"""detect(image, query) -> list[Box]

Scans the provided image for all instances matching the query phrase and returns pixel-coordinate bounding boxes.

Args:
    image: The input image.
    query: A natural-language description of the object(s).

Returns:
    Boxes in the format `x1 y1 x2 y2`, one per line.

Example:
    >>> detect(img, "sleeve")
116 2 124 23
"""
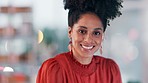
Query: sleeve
36 58 63 83
107 59 122 83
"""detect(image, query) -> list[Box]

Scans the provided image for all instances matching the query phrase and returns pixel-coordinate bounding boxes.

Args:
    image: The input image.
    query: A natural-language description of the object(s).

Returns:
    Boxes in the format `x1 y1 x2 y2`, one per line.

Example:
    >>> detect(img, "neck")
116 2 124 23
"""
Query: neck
71 50 93 65
73 55 92 65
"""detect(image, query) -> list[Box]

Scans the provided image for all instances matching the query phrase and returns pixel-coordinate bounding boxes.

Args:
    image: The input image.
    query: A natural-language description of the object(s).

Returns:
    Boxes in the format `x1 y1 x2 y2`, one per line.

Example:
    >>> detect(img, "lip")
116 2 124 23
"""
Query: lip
80 44 95 50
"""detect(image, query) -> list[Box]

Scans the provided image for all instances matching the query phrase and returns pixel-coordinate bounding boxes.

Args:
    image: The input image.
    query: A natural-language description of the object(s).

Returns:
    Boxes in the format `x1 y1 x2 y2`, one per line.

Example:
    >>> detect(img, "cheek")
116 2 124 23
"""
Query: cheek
95 37 103 45
71 32 83 43
73 37 83 46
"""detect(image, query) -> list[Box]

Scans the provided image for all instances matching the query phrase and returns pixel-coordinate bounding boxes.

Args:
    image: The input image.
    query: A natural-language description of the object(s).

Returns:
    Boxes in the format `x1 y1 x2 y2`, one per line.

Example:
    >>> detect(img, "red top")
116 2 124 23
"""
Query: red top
36 52 122 83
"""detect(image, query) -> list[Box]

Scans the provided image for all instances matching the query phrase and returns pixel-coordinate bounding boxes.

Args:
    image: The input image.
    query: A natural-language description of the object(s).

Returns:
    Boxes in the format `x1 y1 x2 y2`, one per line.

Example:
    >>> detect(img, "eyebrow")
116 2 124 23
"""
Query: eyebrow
79 26 103 31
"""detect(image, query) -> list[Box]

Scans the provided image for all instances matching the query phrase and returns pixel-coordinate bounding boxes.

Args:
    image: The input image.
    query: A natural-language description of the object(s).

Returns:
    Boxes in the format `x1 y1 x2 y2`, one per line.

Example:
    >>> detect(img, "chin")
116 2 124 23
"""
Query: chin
79 49 95 58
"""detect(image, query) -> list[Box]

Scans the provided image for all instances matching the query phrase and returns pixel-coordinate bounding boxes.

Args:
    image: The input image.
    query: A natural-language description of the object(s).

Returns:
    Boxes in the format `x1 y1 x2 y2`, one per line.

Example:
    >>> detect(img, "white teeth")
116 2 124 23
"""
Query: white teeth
82 45 93 50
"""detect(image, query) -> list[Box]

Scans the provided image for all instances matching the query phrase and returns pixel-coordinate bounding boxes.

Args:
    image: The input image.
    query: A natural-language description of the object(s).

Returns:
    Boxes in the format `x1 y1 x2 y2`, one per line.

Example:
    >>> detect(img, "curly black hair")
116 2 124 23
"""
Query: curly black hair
63 0 123 32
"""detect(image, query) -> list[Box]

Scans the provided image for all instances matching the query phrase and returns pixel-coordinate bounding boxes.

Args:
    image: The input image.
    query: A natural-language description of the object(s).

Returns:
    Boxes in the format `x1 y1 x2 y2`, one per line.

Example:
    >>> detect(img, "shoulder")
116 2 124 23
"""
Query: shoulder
38 57 60 78
94 56 122 82
41 52 70 70
94 55 118 64
36 52 68 83
41 52 68 70
94 55 120 70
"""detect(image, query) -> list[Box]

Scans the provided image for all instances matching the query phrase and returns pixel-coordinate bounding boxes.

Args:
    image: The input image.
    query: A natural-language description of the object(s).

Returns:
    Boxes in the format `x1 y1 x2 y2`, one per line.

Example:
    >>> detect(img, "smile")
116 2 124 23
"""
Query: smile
80 44 94 50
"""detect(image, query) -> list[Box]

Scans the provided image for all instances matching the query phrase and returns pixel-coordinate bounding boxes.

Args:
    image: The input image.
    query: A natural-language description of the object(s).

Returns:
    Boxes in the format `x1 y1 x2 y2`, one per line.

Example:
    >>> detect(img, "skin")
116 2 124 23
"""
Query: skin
68 13 104 65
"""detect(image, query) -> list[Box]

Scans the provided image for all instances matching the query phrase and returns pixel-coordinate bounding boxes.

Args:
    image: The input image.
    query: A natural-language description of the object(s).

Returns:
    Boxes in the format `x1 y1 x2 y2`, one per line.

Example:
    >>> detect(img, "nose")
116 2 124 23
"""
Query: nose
84 33 93 43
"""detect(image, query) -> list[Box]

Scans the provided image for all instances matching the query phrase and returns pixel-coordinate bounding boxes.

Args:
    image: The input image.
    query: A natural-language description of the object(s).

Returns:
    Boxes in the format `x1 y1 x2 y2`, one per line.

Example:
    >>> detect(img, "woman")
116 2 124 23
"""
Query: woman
36 0 123 83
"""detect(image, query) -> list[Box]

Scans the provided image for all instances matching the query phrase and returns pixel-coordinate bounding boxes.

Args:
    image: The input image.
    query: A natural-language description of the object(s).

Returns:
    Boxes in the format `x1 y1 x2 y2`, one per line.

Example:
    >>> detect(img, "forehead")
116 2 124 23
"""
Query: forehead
74 13 103 30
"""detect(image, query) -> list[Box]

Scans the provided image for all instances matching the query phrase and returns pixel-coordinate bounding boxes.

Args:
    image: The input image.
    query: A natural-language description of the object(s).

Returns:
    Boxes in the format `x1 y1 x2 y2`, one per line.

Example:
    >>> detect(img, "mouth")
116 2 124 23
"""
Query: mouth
80 44 95 50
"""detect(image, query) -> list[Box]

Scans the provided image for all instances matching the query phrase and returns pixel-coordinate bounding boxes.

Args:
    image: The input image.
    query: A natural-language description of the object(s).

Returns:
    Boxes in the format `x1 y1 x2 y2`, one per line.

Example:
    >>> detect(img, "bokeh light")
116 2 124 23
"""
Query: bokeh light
38 30 44 44
3 67 14 72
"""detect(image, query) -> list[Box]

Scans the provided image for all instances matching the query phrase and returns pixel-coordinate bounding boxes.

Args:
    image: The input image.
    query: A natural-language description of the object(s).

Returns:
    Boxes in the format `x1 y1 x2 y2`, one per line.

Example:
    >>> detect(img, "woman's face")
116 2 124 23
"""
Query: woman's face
69 13 104 58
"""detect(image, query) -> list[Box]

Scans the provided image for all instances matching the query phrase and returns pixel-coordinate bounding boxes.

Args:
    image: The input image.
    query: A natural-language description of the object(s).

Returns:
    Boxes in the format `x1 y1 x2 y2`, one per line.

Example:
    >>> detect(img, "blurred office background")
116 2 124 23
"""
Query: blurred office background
0 0 148 83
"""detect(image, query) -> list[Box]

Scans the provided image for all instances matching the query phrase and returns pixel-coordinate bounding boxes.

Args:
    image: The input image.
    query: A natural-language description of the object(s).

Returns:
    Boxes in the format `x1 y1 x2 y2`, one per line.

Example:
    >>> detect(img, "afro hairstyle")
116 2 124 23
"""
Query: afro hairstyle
63 0 123 31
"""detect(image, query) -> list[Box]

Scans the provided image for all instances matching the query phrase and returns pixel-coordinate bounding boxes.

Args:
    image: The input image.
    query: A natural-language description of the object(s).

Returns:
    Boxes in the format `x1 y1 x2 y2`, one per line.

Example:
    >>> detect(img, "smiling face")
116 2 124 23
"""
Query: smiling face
68 13 104 61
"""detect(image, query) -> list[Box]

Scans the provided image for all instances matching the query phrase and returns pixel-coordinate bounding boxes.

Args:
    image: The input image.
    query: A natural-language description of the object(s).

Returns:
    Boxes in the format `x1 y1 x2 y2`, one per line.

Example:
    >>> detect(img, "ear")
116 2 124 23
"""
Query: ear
68 27 72 38
102 33 105 42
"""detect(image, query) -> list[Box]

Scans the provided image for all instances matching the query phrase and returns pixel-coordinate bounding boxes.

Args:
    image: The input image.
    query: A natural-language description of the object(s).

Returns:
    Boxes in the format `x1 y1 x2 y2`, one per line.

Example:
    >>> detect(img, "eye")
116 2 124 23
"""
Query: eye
79 29 87 34
93 31 100 36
